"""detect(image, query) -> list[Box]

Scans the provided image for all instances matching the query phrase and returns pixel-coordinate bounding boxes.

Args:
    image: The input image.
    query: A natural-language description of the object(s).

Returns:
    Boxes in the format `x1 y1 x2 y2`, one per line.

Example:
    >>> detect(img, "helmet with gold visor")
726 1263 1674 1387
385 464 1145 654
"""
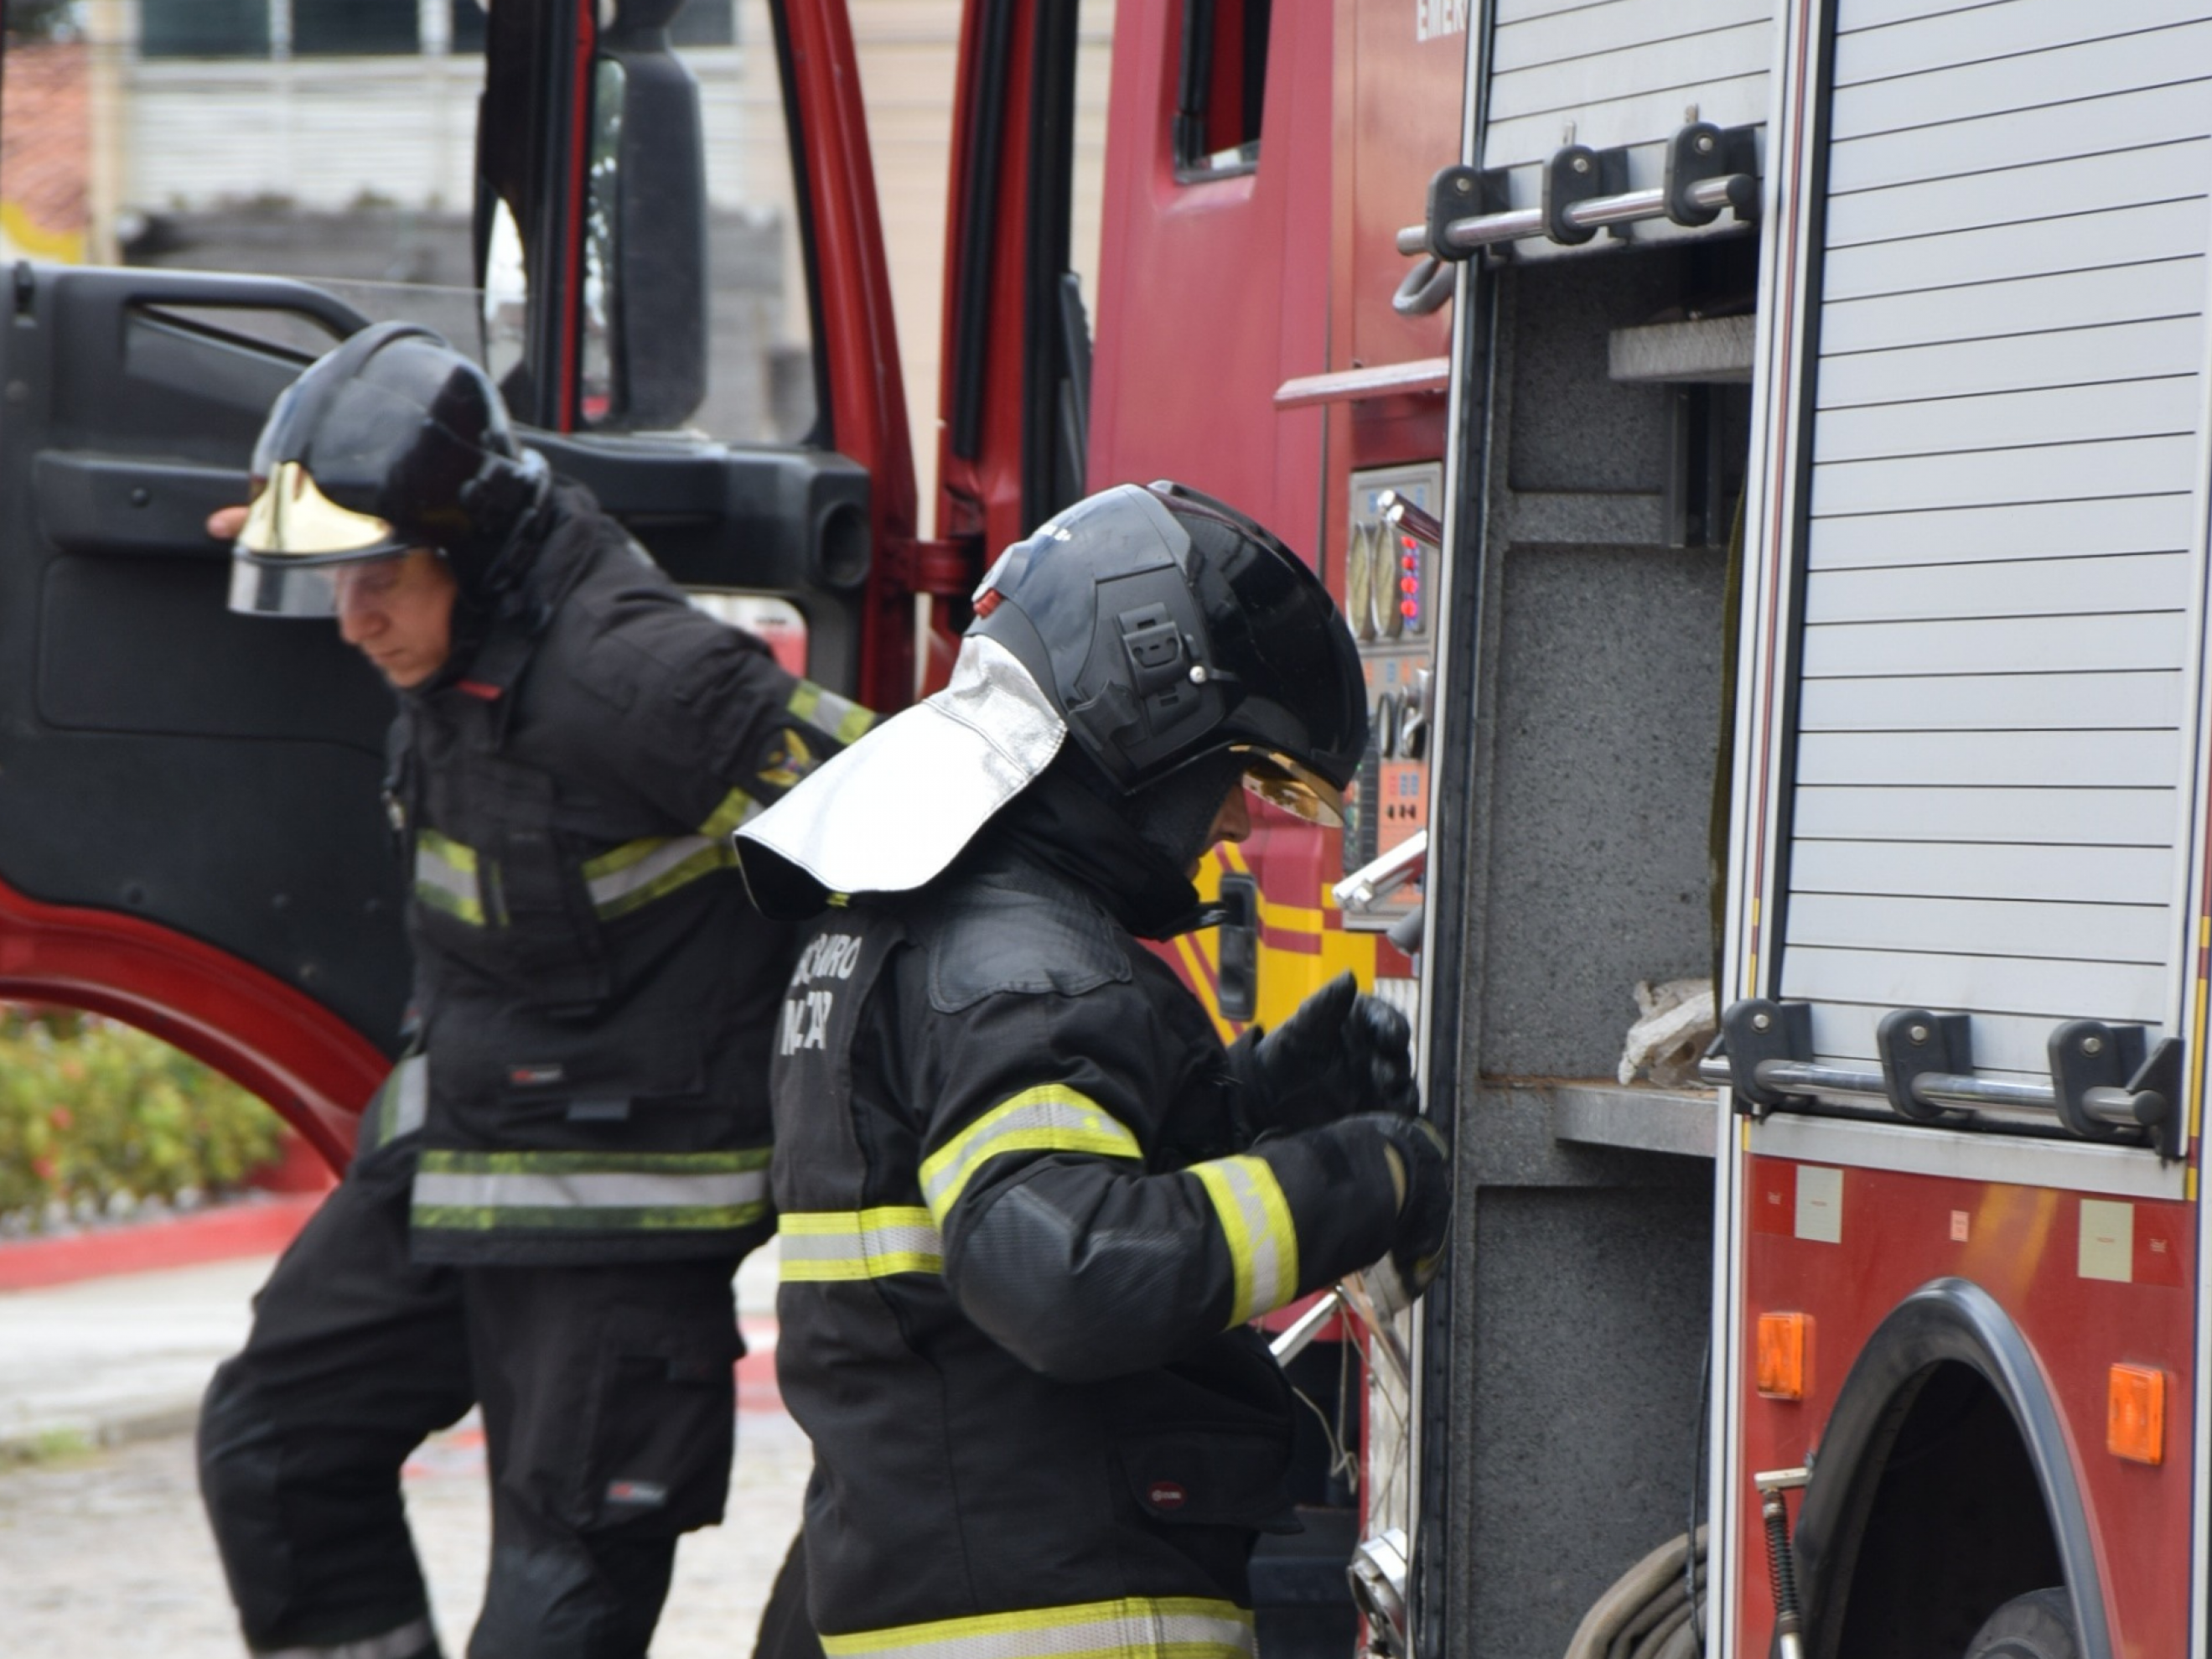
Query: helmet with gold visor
228 322 548 619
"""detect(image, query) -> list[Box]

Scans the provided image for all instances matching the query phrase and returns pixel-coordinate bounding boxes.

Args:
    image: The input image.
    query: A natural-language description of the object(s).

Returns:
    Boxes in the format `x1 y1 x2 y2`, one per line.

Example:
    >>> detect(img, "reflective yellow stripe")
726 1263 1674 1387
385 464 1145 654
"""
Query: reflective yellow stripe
789 679 877 745
919 1086 1143 1223
1190 1154 1299 1325
701 785 764 839
779 1206 943 1281
580 834 732 919
414 831 484 924
577 785 768 921
817 1595 1254 1659
366 1053 427 1148
412 1148 770 1232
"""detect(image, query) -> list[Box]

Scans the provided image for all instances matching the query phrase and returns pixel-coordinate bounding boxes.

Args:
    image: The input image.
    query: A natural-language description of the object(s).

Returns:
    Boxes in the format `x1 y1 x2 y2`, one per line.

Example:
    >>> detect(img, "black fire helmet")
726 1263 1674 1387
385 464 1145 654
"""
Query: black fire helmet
968 480 1368 824
227 321 550 619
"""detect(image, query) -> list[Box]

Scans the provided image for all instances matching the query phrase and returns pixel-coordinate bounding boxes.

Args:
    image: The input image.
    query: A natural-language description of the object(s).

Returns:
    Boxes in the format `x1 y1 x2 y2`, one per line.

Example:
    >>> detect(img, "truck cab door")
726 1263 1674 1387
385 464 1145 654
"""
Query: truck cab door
0 0 918 1168
926 2 1103 672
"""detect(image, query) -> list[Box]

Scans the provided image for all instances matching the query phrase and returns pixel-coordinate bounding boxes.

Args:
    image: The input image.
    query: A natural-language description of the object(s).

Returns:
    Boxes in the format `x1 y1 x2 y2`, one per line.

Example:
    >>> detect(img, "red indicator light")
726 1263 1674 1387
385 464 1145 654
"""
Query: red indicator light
1400 578 1417 594
1399 600 1417 618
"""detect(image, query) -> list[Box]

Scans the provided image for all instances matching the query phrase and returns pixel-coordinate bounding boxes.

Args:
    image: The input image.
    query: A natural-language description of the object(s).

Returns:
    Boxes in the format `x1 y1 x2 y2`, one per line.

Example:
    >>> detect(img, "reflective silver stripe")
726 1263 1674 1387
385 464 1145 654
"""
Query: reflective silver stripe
700 785 767 838
382 1053 427 1140
412 832 483 923
817 1596 1256 1659
789 679 877 745
779 1207 944 1280
1190 1154 1299 1325
255 1615 437 1659
412 1166 769 1212
582 833 728 916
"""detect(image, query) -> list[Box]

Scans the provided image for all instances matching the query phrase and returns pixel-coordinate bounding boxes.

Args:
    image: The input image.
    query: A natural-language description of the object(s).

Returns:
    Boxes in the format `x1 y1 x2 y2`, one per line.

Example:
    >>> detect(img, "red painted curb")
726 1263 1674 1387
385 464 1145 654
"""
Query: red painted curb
0 1192 326 1292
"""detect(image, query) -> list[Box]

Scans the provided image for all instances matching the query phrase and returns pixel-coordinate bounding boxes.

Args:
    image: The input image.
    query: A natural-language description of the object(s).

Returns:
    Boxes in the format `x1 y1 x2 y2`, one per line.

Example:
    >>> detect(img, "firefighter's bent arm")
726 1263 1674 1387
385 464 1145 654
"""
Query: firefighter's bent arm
919 989 1406 1382
571 563 874 832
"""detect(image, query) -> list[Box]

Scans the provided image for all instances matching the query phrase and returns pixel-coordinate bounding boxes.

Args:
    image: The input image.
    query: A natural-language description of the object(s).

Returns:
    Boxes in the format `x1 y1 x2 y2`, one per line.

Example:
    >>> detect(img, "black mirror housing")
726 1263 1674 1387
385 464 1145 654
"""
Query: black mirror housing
596 35 709 429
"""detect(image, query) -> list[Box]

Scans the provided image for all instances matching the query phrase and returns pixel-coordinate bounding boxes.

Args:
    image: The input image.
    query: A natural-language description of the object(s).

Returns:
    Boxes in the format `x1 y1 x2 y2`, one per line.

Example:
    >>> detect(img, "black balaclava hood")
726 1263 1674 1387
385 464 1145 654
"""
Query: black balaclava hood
1119 751 1250 874
985 749 1244 940
407 476 561 697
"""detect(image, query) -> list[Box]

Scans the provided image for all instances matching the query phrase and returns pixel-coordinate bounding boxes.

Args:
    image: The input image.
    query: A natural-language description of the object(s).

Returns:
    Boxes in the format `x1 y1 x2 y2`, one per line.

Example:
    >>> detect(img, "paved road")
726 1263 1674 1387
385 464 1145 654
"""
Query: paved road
0 1244 809 1655
0 1256 269 1452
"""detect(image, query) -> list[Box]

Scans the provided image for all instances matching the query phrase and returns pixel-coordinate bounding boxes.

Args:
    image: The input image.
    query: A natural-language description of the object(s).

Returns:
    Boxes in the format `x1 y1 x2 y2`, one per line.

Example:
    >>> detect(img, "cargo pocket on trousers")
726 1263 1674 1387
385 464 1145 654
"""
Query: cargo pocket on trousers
1115 1424 1299 1534
579 1336 740 1537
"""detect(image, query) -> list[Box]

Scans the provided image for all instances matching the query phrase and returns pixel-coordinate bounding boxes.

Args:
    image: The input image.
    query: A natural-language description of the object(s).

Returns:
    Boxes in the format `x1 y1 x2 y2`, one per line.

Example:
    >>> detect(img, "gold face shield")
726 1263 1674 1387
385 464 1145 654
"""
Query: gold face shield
229 461 418 619
1231 745 1348 827
236 460 402 560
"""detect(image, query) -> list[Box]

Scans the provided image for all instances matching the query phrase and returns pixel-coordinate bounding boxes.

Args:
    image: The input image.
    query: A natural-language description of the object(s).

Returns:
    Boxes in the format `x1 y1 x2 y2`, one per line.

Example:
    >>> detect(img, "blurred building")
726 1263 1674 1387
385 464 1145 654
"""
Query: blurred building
1 39 91 263
8 0 1111 523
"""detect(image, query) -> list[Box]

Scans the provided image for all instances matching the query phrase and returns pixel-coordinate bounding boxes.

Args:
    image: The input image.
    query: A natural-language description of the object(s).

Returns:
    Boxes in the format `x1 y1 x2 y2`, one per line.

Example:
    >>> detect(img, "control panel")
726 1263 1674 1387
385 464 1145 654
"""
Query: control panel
1342 463 1440 933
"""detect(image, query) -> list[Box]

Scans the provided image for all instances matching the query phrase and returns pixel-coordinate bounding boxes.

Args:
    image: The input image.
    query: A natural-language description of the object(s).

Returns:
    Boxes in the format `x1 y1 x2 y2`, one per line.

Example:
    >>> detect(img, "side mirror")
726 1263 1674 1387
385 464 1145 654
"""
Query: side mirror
588 8 710 429
474 0 708 431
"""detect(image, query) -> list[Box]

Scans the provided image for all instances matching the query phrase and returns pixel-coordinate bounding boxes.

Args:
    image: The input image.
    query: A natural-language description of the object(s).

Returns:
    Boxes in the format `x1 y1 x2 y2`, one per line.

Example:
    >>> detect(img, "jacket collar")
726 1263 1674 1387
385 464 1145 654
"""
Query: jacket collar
406 485 602 740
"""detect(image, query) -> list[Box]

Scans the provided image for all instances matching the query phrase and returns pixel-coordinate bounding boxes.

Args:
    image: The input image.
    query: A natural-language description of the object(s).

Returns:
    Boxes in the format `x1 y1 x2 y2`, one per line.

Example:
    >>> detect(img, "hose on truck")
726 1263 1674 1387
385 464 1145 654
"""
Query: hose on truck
1561 1527 1707 1659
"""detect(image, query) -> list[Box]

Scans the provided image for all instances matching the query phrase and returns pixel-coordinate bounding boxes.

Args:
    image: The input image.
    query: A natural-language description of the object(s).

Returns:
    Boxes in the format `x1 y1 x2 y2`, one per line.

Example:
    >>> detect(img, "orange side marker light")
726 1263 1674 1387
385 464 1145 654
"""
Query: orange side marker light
2108 1364 2165 1466
1755 1312 1811 1401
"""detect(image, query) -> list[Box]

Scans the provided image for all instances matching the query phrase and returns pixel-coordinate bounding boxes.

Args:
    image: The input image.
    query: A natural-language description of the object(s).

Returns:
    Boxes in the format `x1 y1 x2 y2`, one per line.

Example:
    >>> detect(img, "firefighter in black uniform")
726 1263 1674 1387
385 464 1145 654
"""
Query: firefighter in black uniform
197 323 870 1659
735 481 1453 1659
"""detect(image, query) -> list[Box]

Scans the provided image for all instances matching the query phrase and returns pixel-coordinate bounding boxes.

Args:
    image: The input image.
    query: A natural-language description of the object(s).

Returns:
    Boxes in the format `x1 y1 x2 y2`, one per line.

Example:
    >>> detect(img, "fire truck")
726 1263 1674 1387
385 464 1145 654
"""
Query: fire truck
3 1 2202 1657
1224 3 2205 1658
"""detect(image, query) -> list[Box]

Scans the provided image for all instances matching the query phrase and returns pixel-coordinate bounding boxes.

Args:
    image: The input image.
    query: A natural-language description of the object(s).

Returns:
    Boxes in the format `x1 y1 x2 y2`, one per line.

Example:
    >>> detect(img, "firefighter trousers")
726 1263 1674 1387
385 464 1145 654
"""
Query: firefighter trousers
197 1136 743 1659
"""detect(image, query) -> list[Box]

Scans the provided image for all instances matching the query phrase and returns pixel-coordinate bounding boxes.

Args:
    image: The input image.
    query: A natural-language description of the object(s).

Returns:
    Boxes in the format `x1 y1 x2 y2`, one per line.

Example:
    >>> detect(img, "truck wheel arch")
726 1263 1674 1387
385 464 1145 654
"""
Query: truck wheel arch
1789 1277 2109 1659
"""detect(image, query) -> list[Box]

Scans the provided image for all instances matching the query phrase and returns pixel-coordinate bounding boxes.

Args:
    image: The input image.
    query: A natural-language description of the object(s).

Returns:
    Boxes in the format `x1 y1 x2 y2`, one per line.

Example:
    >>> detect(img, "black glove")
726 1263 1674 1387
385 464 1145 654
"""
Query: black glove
1231 972 1418 1138
1364 1112 1451 1306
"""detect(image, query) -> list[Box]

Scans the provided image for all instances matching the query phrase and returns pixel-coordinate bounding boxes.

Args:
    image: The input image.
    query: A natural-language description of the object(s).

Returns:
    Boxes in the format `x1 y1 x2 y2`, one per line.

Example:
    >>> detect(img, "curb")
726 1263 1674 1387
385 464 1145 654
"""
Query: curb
2 1321 785 1466
0 1401 202 1466
0 1192 325 1292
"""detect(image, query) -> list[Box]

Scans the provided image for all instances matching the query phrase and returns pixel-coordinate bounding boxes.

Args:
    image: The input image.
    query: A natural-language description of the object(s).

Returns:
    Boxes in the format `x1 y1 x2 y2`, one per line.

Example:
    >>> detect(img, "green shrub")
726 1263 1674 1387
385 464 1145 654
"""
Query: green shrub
0 1007 285 1232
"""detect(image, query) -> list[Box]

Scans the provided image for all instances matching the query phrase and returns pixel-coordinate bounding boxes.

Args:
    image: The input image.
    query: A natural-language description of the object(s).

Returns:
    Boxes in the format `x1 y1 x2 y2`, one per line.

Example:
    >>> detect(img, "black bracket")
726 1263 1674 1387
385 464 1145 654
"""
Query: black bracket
1423 163 1508 262
1665 122 1760 226
1874 1009 1974 1126
2047 1022 2179 1156
1718 998 1814 1117
1543 143 1629 246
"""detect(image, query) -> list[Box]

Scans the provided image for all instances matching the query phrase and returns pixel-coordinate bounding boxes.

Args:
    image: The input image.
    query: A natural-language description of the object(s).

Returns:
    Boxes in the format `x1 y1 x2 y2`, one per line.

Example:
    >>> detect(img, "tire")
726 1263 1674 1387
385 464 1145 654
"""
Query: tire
1965 1588 2080 1659
753 1529 826 1659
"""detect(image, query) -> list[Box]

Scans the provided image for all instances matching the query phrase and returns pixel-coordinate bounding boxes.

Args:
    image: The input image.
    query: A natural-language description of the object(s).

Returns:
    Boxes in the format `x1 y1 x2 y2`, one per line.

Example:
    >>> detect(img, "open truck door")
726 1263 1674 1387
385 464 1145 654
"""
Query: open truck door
0 0 919 1169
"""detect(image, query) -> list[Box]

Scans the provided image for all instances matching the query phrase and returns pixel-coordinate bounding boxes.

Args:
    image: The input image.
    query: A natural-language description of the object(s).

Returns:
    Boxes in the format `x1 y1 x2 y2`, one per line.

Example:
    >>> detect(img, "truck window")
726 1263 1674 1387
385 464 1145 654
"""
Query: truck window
288 0 418 57
1173 0 1269 181
49 0 806 445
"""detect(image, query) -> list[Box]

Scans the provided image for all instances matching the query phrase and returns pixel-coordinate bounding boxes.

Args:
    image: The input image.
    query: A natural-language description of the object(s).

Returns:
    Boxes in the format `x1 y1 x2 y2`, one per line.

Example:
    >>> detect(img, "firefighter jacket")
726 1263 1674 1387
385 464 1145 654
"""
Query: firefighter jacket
770 780 1406 1659
376 482 872 1266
